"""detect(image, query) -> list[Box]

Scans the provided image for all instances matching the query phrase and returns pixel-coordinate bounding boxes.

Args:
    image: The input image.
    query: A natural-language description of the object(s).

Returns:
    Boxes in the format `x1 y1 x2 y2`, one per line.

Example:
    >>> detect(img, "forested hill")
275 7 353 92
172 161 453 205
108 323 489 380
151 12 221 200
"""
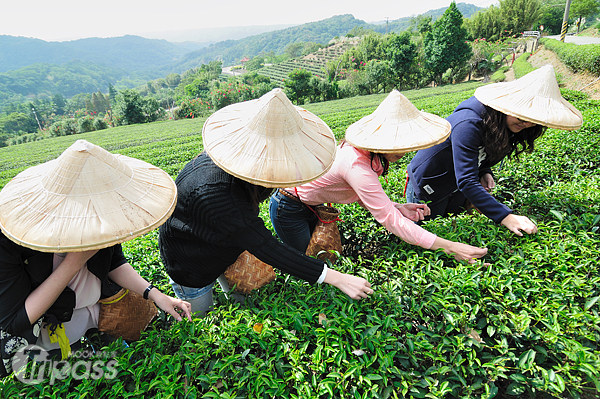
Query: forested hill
0 35 194 73
170 15 368 69
168 3 482 70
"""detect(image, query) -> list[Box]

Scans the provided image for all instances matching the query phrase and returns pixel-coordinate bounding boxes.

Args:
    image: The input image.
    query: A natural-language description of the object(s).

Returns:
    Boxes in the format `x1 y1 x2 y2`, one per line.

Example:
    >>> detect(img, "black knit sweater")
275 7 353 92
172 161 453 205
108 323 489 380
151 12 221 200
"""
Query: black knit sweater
158 152 325 289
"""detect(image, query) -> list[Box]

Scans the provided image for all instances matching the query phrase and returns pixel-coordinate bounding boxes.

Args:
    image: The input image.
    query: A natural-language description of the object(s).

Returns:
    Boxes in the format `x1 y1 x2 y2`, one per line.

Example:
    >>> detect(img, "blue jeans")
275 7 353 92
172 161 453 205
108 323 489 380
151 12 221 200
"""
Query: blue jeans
269 190 317 252
170 278 215 316
170 276 246 317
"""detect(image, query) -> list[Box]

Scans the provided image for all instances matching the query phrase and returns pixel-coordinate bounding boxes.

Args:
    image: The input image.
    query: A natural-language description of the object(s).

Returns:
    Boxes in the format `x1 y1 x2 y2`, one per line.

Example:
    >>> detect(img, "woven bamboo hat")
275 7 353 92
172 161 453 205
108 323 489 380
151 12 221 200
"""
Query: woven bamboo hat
345 90 451 153
202 88 336 187
474 64 583 131
0 140 177 252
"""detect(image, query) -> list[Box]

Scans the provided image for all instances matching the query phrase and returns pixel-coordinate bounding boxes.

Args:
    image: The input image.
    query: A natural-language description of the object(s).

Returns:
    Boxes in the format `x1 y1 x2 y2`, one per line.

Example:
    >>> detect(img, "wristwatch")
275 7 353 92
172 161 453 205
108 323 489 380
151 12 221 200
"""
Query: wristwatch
143 284 156 300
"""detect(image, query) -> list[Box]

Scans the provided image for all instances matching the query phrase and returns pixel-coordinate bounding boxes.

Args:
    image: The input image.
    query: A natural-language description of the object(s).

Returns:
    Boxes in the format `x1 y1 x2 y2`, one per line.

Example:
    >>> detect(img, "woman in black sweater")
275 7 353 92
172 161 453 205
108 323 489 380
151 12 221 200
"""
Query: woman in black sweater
159 89 373 315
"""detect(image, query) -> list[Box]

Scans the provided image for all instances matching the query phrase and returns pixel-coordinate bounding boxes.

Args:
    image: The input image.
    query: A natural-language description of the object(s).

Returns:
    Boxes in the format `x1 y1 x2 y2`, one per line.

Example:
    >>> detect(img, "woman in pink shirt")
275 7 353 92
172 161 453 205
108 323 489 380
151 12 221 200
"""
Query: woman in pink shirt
269 90 488 263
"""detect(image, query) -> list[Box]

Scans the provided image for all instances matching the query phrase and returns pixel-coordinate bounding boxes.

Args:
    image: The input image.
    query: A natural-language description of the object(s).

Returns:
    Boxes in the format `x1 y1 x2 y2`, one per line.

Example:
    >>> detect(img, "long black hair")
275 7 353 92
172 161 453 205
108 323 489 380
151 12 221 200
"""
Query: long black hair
481 107 547 165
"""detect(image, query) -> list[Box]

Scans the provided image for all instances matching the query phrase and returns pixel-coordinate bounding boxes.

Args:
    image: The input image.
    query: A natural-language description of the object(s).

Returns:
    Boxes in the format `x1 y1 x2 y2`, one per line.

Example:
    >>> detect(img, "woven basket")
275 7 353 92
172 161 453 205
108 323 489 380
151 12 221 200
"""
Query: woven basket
224 251 276 294
306 205 342 262
98 288 158 341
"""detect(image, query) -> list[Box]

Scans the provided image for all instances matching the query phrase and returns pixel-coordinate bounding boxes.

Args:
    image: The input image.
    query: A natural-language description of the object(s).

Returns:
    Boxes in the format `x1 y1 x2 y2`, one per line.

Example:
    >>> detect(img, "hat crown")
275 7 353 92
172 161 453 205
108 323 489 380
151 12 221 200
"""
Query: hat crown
345 90 451 153
246 88 303 138
376 89 420 120
41 140 134 196
513 65 561 98
202 88 336 187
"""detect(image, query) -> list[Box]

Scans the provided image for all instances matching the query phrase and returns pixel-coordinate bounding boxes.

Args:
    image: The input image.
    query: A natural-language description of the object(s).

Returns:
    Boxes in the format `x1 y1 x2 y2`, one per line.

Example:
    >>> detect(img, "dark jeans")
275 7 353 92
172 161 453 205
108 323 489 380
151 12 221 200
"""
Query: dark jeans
269 190 317 252
405 179 466 220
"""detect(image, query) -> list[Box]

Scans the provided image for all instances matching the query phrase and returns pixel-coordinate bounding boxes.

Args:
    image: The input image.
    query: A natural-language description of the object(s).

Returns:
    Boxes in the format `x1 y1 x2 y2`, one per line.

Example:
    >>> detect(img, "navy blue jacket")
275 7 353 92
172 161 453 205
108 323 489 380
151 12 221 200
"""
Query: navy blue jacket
407 96 512 224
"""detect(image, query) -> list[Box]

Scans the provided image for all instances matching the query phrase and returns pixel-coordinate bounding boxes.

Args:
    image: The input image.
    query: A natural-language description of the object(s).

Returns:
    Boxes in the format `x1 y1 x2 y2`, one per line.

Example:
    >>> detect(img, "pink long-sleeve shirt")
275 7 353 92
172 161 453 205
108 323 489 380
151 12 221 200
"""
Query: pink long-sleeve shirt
289 144 437 249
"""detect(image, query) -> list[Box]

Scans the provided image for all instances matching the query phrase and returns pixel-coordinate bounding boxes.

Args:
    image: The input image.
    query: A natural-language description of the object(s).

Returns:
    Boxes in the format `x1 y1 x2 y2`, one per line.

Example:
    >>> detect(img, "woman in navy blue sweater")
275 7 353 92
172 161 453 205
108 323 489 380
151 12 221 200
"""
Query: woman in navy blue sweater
407 65 583 236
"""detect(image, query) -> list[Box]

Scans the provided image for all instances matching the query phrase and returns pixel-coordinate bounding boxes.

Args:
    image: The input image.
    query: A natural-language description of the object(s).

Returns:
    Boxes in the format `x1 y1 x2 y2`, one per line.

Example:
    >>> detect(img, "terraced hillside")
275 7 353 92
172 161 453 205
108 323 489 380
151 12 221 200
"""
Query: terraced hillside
257 39 359 84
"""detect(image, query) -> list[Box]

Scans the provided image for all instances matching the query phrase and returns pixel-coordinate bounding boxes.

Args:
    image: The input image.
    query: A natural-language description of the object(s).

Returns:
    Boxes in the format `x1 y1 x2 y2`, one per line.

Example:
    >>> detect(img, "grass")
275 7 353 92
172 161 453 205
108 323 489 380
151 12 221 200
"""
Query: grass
1 78 599 398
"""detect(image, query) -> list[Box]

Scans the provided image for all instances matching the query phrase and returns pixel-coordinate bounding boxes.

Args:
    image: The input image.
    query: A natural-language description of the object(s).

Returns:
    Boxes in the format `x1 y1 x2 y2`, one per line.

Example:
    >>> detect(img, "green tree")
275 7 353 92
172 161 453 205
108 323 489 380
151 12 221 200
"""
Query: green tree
90 91 110 114
571 0 600 32
500 0 543 34
68 93 92 114
424 2 473 86
410 15 433 34
538 0 566 34
165 73 181 87
384 32 417 89
245 56 265 71
52 93 67 116
0 112 37 135
465 5 504 40
113 89 162 125
284 69 313 105
108 83 117 102
285 43 304 58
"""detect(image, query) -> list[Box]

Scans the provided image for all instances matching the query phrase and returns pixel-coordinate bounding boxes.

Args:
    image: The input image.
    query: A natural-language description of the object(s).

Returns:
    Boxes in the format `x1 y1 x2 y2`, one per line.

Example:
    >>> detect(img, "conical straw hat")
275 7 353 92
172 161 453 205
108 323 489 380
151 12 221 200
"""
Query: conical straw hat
474 64 583 131
345 90 451 153
0 140 177 252
202 88 336 187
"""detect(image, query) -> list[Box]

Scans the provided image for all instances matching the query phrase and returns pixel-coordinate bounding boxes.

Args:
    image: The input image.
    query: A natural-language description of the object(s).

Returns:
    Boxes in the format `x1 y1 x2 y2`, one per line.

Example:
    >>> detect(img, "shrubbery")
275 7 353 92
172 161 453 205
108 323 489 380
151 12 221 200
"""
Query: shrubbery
540 38 600 74
512 53 536 79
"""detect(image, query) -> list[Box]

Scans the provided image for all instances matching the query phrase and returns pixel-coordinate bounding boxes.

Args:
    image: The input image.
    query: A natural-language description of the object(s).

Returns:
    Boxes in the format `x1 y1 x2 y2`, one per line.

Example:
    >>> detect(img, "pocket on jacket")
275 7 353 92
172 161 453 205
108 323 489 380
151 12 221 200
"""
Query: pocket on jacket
419 171 452 201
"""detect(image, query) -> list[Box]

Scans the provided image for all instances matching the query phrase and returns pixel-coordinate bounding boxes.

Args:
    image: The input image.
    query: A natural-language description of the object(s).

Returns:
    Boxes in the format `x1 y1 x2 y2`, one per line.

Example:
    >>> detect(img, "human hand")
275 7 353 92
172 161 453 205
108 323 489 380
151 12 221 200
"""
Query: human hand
324 269 373 300
445 241 489 264
432 237 488 264
153 293 193 322
480 173 495 192
396 203 431 222
501 214 538 236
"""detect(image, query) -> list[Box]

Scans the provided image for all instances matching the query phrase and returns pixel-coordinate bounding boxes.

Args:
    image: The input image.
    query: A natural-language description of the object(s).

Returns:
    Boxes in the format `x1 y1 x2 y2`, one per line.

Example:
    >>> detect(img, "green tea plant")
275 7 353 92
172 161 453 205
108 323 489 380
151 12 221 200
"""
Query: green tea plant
1 79 599 399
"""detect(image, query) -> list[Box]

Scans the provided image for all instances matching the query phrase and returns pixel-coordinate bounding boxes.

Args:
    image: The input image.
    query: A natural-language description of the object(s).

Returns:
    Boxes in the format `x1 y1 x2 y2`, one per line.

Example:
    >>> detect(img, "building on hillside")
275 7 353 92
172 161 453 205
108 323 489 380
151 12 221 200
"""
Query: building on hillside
240 57 250 69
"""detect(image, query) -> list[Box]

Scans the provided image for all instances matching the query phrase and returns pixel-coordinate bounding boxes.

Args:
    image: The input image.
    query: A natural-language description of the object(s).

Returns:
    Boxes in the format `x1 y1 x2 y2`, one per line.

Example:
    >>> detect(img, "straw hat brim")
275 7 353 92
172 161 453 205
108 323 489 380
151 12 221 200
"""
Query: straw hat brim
345 90 451 153
474 65 583 131
202 89 337 187
0 140 177 252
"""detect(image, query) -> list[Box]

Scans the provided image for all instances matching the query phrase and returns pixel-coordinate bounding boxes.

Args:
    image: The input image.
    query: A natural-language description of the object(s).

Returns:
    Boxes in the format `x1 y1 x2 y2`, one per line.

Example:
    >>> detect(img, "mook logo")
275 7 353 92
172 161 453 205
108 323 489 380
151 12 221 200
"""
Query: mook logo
12 344 118 385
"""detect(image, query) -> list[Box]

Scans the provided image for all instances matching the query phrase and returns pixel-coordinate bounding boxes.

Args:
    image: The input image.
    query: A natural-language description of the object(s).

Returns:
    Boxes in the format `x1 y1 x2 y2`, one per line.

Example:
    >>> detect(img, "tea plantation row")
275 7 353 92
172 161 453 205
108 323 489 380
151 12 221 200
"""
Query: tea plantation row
0 81 599 398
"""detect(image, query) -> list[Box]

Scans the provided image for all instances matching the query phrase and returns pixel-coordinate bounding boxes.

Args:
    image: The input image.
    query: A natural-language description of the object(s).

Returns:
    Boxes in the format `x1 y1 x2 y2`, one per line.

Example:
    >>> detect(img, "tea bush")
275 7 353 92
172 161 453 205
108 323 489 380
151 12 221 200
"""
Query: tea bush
1 79 599 399
540 38 600 74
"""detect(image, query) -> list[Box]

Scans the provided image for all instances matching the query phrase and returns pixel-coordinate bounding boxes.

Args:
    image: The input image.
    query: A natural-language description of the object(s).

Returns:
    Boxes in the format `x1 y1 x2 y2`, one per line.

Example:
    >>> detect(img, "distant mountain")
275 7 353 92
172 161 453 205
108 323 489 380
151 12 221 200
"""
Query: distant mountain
139 24 297 45
167 15 369 71
368 2 484 34
0 35 188 73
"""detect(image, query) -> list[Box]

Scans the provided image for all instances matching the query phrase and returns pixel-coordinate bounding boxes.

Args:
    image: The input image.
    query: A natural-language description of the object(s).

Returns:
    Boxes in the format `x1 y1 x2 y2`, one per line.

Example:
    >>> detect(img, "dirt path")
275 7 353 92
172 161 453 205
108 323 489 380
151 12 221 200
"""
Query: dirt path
504 47 600 99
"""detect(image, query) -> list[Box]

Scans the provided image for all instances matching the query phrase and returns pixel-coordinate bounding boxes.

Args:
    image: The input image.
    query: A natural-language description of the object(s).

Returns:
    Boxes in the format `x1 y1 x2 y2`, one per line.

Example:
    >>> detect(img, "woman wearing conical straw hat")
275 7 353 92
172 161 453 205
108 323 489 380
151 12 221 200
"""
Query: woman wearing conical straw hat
269 90 488 263
0 140 192 375
158 89 372 315
406 65 583 236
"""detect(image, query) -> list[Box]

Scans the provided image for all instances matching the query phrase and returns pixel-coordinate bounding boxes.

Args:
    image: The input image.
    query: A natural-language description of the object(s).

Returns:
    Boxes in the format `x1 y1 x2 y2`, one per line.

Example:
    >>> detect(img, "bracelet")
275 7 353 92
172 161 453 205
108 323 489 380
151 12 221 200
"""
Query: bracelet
143 284 156 300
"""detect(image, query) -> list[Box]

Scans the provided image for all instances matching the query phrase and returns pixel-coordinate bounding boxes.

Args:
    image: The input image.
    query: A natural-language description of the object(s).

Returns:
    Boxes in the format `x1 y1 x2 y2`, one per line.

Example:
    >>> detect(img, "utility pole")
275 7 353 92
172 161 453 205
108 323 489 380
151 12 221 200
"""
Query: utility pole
31 108 42 131
385 17 389 34
560 0 573 42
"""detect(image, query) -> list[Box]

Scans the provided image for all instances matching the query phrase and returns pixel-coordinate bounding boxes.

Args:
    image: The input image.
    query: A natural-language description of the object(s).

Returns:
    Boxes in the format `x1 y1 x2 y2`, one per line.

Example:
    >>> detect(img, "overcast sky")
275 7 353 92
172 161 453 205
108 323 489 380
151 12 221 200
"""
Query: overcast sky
1 0 497 42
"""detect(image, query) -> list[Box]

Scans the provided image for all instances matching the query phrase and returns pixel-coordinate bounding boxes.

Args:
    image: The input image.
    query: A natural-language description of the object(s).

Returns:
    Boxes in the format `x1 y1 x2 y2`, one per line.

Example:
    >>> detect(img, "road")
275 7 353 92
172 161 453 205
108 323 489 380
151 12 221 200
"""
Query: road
545 35 600 45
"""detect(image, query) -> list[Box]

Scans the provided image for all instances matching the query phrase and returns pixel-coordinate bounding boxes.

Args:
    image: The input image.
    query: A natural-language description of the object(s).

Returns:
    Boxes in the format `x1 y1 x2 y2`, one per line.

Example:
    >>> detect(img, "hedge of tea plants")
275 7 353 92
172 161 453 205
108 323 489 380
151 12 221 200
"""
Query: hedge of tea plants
1 78 599 399
540 38 600 75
